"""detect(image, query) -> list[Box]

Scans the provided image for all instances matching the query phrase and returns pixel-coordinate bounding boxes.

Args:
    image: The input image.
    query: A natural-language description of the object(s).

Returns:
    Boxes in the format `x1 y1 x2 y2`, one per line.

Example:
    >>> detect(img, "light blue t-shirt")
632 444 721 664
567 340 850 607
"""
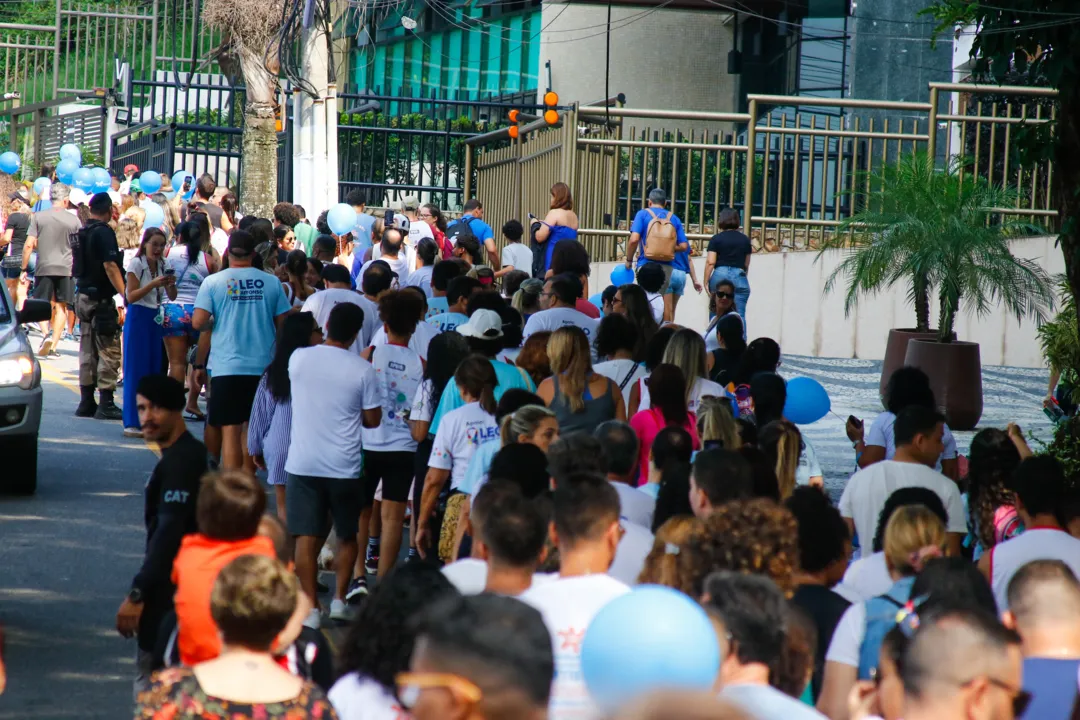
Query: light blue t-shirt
430 359 536 435
194 267 290 376
426 296 449 319
456 438 500 495
631 208 687 267
450 213 494 242
427 311 468 333
352 213 376 255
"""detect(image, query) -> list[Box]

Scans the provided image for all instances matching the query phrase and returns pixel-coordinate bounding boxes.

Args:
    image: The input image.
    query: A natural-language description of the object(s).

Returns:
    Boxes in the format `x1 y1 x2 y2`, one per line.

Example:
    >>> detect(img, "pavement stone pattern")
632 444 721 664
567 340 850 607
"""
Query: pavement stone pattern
781 355 1054 501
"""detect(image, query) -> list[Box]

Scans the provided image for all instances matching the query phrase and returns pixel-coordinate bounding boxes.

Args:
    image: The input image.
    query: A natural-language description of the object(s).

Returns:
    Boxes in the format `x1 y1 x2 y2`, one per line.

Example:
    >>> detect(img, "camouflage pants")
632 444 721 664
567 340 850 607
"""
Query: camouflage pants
76 294 122 390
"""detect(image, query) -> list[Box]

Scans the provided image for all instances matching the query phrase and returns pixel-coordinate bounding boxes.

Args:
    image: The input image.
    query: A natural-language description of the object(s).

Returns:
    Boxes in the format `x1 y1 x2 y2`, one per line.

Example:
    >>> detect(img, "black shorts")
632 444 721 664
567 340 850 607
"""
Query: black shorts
286 473 362 538
363 450 415 504
207 374 261 427
33 275 74 304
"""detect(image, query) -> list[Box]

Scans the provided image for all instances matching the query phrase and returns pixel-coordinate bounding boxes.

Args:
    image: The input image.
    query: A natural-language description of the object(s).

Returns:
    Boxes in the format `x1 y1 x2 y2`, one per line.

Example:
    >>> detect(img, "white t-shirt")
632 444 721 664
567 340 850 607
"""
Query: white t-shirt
210 228 229 257
865 411 958 472
126 255 168 309
404 264 434 297
501 242 533 273
523 307 600 343
989 528 1080 610
441 558 557 596
834 551 891 604
429 402 500 491
611 481 655 530
646 291 664 323
364 249 413 286
409 220 434 247
300 288 369 354
165 245 211 304
838 460 966 558
825 601 869 667
520 575 631 720
638 375 727 414
285 345 381 478
328 673 407 720
609 522 653 586
362 343 423 452
594 359 647 408
370 320 438 360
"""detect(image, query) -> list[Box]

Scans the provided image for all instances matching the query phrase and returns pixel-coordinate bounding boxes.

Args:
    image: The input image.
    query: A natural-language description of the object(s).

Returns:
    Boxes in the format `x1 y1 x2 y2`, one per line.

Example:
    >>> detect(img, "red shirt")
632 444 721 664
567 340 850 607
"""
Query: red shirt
629 407 701 483
575 297 600 318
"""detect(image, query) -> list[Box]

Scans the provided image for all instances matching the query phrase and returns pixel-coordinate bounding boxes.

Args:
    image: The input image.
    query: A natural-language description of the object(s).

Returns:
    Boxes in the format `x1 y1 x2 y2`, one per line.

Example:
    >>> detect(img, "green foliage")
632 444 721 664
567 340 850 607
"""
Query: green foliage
170 108 236 148
1033 416 1080 487
821 152 1054 342
1038 275 1080 382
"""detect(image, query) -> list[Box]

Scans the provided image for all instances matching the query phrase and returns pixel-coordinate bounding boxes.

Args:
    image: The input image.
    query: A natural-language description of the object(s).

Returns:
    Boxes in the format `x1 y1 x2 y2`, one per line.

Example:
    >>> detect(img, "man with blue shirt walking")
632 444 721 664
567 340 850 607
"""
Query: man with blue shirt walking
193 229 291 471
447 199 500 270
624 188 690 322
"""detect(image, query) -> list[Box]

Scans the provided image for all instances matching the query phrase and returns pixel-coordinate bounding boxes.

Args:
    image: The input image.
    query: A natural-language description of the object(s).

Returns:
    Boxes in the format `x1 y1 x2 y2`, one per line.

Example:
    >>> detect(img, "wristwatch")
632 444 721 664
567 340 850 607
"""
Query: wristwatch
128 587 144 604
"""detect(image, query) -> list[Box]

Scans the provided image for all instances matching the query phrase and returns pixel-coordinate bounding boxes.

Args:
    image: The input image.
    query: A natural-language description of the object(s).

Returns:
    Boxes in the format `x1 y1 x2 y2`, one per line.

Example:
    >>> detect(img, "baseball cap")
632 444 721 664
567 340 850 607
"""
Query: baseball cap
69 188 89 206
124 163 139 175
8 190 29 204
403 195 420 211
129 178 142 194
228 229 257 257
456 308 504 340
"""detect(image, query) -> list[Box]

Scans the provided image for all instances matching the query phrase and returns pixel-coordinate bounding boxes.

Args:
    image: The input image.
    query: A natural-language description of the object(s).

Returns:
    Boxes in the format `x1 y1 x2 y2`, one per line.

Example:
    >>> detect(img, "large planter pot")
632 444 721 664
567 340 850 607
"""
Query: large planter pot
880 329 942 408
904 339 983 430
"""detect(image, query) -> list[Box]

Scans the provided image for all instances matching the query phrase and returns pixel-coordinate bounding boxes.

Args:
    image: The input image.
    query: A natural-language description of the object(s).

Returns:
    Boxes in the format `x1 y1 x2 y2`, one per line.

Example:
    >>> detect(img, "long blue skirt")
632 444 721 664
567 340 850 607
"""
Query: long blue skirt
122 303 164 428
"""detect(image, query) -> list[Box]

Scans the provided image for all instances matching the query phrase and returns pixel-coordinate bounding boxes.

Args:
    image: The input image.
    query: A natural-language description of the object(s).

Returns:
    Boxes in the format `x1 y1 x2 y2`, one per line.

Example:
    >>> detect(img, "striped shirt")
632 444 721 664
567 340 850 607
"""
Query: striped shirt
247 375 293 486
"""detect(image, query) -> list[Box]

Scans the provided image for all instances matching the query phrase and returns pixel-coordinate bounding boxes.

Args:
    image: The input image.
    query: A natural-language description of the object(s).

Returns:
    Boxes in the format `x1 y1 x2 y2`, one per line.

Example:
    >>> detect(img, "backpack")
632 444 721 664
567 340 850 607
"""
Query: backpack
445 215 475 247
857 576 916 680
643 209 678 262
69 222 94 279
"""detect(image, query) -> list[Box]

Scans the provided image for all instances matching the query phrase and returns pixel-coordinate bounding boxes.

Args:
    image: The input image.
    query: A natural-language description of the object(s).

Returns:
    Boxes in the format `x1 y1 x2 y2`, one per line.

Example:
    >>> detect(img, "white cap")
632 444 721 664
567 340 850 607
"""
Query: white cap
68 188 89 206
456 309 504 340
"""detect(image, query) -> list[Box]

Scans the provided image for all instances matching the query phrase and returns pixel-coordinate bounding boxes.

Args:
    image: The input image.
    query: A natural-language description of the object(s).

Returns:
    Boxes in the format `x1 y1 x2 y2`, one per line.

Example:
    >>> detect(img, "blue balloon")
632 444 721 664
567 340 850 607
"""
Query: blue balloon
610 264 635 286
589 292 604 314
92 167 112 194
56 159 78 184
582 586 720 712
33 177 51 196
59 143 82 165
327 202 358 236
73 167 94 191
171 170 194 198
139 170 162 194
0 151 20 175
783 376 831 425
143 202 165 230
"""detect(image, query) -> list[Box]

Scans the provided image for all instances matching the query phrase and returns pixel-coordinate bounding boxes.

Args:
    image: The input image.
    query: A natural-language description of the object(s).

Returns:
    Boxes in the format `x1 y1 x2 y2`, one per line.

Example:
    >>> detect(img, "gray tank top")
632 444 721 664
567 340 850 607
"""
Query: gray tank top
551 374 617 435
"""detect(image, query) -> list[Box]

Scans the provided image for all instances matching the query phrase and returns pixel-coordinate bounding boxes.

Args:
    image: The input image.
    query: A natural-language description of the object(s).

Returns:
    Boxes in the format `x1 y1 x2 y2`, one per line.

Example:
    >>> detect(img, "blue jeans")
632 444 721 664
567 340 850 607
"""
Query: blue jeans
709 266 750 327
666 268 687 296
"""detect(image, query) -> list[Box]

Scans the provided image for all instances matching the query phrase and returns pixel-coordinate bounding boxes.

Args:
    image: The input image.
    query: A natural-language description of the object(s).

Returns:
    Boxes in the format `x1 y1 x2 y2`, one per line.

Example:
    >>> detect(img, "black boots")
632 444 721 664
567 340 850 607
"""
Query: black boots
75 385 97 417
95 389 123 421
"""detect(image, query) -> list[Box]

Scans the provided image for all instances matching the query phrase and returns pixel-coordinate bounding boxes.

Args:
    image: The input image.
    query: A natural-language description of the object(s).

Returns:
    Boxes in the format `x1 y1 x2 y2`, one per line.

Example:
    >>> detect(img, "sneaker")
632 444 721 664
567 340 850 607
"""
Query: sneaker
62 332 75 342
365 550 379 575
302 607 321 630
37 338 54 357
122 427 143 438
94 400 123 421
345 577 368 603
329 598 352 622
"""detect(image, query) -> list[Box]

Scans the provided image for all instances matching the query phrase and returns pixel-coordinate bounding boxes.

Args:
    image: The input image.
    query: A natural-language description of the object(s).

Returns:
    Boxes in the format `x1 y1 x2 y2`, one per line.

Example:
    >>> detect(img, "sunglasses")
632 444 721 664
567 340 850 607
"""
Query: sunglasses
715 292 734 299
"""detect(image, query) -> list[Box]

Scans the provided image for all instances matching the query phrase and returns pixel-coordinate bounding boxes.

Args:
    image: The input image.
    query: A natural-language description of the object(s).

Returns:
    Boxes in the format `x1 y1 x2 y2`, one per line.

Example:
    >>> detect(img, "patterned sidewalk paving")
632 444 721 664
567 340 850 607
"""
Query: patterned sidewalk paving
780 355 1054 499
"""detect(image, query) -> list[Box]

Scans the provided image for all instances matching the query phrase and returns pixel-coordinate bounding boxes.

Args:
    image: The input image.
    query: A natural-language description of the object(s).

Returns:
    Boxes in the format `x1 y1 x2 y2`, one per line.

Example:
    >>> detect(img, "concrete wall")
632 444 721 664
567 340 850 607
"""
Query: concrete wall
539 4 737 134
589 236 1063 368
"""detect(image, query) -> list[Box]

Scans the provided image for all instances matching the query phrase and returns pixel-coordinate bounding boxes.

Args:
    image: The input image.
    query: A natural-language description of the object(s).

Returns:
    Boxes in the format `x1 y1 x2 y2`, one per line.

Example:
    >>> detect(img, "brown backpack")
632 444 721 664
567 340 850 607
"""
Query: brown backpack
643 209 678 262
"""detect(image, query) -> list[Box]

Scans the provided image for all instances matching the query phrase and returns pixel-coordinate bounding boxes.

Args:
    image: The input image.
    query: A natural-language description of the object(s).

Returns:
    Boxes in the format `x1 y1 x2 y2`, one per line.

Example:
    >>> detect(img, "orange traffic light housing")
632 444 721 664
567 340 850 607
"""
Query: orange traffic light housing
508 125 520 139
508 109 520 123
543 91 559 107
542 91 559 125
544 109 559 125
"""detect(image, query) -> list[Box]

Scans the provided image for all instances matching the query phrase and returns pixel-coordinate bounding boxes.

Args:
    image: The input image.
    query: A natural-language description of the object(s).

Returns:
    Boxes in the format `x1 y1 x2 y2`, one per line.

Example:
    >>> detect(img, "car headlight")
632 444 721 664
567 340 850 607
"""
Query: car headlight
0 354 36 390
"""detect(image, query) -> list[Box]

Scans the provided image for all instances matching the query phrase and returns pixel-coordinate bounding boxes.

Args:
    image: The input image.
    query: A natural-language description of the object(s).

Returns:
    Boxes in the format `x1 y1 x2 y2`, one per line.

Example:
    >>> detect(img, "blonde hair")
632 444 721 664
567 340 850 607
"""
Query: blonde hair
500 404 556 445
547 327 593 413
759 420 801 500
116 207 145 250
638 515 698 588
883 504 947 576
661 329 709 405
697 396 740 449
210 554 298 651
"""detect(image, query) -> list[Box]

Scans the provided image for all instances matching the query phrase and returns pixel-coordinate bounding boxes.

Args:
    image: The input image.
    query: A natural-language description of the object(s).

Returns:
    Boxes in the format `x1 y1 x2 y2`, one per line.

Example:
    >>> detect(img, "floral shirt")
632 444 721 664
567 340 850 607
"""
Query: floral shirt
137 667 338 719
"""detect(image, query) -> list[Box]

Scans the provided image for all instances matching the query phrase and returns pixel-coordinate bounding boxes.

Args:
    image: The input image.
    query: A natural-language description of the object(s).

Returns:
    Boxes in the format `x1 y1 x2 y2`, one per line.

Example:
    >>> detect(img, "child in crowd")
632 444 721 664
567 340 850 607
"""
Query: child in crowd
637 262 666 324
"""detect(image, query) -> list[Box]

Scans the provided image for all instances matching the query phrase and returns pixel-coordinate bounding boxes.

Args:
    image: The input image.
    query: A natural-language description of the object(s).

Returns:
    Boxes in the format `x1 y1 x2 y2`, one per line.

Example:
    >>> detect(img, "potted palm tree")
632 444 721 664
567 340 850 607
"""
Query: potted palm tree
823 152 1054 429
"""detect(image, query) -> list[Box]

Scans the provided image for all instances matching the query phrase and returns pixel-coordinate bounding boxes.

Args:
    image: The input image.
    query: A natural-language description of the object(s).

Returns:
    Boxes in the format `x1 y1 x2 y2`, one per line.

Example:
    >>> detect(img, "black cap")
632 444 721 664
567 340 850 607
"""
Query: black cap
8 190 28 204
228 229 256 257
135 374 186 411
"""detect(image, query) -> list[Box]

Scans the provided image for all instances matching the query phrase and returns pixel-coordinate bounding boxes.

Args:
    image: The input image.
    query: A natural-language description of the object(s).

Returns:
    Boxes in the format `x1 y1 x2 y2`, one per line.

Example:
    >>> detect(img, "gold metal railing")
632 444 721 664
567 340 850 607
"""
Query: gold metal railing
467 82 1059 262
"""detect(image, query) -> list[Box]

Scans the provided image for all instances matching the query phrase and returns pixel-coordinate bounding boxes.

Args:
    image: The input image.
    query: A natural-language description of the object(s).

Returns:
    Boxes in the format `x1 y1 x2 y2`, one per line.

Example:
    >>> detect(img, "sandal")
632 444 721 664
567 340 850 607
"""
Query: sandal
183 409 206 422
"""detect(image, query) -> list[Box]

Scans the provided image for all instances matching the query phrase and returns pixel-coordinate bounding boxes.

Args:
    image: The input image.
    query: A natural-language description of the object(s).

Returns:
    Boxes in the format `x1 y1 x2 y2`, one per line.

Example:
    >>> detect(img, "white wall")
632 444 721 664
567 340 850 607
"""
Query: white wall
590 236 1063 368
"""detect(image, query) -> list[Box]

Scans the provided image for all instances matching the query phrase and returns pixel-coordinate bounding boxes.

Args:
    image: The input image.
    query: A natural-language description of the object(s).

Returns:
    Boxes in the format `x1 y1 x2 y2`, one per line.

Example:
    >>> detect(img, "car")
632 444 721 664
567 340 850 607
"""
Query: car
0 284 52 495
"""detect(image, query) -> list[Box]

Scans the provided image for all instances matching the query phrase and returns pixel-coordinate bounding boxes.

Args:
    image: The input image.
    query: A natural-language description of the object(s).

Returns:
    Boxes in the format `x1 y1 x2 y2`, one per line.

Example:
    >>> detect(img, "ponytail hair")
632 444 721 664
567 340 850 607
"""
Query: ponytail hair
758 419 802 501
500 404 557 445
455 355 498 415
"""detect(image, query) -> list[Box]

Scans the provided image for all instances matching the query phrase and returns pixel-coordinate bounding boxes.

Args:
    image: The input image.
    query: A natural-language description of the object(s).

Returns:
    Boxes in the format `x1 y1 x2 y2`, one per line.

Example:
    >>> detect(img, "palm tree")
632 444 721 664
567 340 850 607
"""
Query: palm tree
822 151 1054 342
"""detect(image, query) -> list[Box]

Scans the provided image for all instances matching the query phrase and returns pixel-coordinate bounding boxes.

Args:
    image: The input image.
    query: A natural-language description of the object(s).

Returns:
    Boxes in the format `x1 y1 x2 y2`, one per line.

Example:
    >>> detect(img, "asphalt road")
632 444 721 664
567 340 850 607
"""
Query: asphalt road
0 340 198 719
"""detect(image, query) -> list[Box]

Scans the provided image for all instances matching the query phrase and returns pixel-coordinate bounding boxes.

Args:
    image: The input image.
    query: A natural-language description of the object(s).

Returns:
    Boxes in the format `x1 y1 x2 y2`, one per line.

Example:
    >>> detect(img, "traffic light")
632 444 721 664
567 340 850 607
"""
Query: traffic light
508 108 520 139
543 91 559 125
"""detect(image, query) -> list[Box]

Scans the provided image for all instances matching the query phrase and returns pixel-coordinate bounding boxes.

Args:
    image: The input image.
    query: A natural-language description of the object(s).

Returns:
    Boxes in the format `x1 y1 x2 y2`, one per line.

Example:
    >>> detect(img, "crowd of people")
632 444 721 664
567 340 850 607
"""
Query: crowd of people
2 170 1080 720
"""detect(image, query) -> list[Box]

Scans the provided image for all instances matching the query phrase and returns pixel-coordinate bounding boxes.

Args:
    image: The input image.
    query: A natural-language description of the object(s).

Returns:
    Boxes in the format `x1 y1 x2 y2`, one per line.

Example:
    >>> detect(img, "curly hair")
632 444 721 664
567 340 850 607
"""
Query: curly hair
676 498 800 597
638 515 699 588
337 562 459 696
966 428 1022 549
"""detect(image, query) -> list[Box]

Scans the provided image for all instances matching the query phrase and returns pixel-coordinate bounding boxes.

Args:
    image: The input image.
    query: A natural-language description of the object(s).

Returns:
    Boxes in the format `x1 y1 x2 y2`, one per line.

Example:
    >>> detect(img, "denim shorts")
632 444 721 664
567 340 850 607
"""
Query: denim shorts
666 268 688 296
158 302 197 339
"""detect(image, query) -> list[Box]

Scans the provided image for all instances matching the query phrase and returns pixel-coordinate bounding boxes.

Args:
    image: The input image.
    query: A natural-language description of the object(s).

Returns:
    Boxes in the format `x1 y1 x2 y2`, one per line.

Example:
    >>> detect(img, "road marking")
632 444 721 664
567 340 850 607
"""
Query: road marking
39 365 161 457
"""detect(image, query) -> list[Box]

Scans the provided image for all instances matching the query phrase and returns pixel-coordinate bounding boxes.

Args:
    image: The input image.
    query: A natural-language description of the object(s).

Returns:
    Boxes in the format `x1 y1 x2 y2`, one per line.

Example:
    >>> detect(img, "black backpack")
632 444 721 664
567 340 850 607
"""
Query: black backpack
445 215 475 246
69 223 93 279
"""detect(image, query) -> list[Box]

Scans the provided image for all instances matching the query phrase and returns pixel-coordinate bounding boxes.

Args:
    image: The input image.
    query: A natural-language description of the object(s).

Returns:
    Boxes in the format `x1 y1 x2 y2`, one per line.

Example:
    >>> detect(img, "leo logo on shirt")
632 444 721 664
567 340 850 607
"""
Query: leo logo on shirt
225 276 266 302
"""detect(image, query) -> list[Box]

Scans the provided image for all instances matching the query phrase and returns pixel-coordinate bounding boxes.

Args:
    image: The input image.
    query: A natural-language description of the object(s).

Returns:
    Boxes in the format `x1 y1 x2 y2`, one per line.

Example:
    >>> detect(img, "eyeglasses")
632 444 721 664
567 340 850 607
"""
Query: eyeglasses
960 676 1032 716
395 672 482 709
611 296 624 305
715 292 733 299
419 213 433 219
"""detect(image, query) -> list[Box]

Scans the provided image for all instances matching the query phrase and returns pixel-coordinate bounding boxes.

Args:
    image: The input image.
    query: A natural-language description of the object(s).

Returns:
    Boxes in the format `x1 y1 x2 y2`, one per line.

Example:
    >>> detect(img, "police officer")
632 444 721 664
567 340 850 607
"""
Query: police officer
74 192 126 419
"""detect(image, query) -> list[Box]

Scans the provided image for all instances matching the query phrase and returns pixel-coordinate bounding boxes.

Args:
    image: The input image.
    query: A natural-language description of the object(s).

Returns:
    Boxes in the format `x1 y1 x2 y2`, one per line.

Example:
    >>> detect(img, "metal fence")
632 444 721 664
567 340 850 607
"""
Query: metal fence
5 94 106 170
469 82 1060 261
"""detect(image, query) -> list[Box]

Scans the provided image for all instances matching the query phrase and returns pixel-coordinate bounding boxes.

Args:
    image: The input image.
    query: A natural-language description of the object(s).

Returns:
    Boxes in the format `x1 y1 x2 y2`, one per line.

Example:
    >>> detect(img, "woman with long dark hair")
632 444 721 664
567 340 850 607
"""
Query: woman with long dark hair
281 249 315 308
629 363 701 483
419 203 451 259
709 313 747 385
329 563 459 719
614 283 659 363
122 227 177 435
704 279 745 349
648 426 696 529
966 427 1029 559
248 312 323 522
